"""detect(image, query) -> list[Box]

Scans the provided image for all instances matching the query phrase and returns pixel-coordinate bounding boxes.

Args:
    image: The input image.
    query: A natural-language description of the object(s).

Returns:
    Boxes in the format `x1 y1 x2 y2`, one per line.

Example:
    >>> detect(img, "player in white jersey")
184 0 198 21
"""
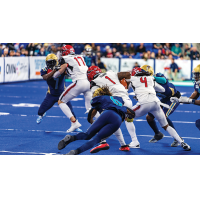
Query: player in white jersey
127 66 191 151
56 45 92 132
87 66 140 153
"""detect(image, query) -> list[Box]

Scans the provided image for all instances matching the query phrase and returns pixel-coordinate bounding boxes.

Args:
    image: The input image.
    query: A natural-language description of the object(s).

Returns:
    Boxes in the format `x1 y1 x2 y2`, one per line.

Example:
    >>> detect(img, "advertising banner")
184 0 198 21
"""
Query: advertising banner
120 59 154 72
4 57 29 82
100 58 119 73
0 57 4 83
155 59 191 80
30 56 46 80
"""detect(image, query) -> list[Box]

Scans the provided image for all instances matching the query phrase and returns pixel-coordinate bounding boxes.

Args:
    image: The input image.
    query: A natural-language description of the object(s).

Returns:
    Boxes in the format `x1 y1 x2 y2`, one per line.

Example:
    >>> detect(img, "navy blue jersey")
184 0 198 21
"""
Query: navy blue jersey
83 55 96 67
40 67 65 96
91 95 127 120
155 78 177 100
194 81 200 94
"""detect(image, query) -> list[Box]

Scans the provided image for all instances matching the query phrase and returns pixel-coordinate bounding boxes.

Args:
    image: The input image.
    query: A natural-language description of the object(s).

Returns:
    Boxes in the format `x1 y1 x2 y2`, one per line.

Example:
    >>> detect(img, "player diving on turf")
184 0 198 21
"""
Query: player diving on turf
37 54 82 131
57 86 136 155
171 64 200 131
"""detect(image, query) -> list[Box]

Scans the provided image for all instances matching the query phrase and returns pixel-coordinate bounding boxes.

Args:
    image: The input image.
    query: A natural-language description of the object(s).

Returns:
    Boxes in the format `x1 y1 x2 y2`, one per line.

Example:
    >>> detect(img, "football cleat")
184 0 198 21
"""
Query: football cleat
119 145 130 151
74 128 83 132
58 135 75 150
36 112 46 124
181 142 191 151
67 120 81 133
149 132 164 143
90 142 110 153
171 137 184 147
64 150 79 155
129 141 140 148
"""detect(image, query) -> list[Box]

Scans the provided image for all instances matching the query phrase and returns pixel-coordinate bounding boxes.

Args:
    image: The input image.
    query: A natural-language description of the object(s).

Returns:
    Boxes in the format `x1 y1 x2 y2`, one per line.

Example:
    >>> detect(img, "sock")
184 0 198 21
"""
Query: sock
166 126 182 144
125 121 138 143
59 103 73 119
147 119 160 135
72 120 76 123
167 118 176 130
113 128 126 146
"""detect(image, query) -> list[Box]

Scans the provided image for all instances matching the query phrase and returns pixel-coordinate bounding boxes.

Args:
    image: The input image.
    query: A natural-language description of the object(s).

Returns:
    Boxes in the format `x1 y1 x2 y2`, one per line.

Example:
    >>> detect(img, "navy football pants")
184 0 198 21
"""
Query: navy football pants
74 110 122 154
38 93 76 118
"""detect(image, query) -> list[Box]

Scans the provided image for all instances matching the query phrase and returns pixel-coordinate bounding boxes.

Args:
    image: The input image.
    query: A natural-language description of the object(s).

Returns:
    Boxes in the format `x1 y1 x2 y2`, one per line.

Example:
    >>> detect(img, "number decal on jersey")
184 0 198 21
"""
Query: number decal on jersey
105 76 116 84
140 77 148 87
54 77 59 89
74 57 86 66
110 96 122 107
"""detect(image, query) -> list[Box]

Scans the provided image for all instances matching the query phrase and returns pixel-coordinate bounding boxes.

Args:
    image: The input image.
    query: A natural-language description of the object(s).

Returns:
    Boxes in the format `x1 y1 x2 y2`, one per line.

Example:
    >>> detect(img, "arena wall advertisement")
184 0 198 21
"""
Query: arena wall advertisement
155 59 191 79
120 58 154 72
4 57 29 82
30 56 46 80
100 58 119 73
0 57 4 83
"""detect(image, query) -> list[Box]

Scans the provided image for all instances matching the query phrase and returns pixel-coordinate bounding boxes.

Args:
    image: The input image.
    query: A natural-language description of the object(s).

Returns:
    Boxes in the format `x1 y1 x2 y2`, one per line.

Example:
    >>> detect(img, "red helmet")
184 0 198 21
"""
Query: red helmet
87 66 102 82
131 67 142 76
61 45 75 56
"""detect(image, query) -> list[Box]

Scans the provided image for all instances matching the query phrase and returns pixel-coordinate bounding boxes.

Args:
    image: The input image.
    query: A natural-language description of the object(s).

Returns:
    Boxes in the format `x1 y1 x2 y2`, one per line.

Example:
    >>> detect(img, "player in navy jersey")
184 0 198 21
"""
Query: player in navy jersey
57 86 135 155
82 45 96 67
36 54 81 131
171 64 200 130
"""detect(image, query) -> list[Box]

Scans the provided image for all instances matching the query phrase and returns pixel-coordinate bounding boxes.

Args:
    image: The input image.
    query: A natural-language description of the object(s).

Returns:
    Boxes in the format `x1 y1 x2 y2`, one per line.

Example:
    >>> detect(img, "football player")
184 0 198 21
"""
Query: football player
57 45 92 132
171 64 200 130
140 65 183 147
128 66 191 151
57 86 135 155
87 66 140 153
37 54 81 131
82 45 96 67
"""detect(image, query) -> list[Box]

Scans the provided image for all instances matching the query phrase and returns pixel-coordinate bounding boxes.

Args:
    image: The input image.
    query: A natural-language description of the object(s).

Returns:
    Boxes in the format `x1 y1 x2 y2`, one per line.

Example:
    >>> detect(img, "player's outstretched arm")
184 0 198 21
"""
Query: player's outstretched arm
42 69 56 81
190 90 200 100
53 63 68 78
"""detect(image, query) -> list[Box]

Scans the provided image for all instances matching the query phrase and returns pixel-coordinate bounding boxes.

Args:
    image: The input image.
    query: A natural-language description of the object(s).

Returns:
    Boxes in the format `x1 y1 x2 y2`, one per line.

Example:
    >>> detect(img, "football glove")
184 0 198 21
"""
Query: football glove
53 66 61 71
170 96 195 104
59 57 66 65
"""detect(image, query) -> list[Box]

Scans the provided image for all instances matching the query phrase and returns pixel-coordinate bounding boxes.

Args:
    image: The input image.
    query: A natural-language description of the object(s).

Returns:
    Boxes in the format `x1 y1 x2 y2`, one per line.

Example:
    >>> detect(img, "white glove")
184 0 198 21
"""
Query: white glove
170 96 194 104
170 97 179 103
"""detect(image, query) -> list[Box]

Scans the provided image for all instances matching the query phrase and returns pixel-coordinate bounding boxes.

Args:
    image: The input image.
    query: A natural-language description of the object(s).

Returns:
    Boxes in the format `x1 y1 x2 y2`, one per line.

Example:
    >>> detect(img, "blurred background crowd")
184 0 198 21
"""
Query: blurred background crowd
0 43 199 61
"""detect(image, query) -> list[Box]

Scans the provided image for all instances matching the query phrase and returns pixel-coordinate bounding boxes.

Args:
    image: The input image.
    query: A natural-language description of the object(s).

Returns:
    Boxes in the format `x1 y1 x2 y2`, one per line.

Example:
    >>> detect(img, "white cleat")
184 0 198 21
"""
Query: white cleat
67 120 81 133
129 141 140 148
36 112 46 124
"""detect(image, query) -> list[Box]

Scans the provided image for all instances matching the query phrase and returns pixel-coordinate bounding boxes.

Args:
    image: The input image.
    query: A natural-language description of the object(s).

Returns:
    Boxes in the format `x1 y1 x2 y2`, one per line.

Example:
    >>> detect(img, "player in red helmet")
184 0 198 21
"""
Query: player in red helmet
86 66 140 153
57 45 92 133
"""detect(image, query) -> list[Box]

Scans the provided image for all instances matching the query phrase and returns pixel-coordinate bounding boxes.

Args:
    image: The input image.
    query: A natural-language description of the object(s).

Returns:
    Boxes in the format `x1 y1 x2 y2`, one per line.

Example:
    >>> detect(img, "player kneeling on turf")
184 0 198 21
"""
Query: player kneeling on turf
57 86 135 155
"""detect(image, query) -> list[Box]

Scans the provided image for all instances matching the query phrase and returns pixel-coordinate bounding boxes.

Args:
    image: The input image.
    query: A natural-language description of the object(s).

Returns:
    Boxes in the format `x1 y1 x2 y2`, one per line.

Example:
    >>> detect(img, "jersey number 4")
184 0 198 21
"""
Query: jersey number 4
140 77 148 87
74 57 86 66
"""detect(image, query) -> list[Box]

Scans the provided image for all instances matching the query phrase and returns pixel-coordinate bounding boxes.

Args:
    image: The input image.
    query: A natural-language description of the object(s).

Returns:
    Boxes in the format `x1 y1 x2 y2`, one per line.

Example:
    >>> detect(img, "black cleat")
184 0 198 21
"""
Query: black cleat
149 132 164 143
64 150 79 155
58 135 75 150
181 142 191 151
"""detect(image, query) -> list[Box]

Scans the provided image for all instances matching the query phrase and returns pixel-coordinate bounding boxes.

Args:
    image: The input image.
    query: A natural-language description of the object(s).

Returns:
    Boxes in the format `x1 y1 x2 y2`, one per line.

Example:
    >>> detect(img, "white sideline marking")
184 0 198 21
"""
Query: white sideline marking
0 151 58 155
0 112 10 115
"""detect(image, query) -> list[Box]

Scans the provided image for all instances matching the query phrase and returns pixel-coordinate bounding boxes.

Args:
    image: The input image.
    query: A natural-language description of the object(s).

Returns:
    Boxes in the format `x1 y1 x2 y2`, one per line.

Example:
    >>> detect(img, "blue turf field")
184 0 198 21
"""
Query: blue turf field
0 80 200 155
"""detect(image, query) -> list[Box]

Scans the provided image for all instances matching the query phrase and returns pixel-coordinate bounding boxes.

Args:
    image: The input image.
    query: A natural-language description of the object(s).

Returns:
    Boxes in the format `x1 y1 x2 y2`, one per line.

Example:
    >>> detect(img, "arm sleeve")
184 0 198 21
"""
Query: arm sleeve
154 81 165 93
154 76 167 84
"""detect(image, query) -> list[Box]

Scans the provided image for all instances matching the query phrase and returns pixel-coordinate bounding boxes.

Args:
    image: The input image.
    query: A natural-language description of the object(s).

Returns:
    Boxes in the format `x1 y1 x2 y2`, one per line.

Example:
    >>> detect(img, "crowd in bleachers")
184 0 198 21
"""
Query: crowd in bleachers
0 43 199 61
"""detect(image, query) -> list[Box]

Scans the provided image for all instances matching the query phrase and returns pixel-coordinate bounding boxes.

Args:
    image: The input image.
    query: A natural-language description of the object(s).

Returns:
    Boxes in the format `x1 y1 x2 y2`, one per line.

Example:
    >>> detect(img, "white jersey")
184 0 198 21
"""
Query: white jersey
62 54 88 82
91 70 129 98
131 76 160 104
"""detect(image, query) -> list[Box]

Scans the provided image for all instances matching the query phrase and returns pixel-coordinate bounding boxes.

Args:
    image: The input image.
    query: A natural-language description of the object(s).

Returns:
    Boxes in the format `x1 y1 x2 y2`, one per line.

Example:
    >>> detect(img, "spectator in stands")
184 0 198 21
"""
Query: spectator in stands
136 43 146 56
115 43 122 53
50 45 57 55
162 43 171 55
25 50 29 56
96 52 102 60
161 55 165 59
14 43 20 51
115 52 122 58
122 51 129 58
106 48 113 58
171 43 182 57
143 52 148 61
43 43 50 56
112 48 117 57
153 43 163 49
168 54 173 60
0 44 2 57
183 44 191 59
20 49 26 57
122 44 128 54
146 50 151 59
156 49 163 59
1 48 9 57
6 43 15 51
150 52 155 59
133 62 140 68
190 46 200 60
97 58 107 72
73 43 85 55
15 50 21 57
26 43 36 56
9 50 15 57
179 55 184 60
164 50 170 59
129 43 136 56
168 58 179 80
37 47 46 56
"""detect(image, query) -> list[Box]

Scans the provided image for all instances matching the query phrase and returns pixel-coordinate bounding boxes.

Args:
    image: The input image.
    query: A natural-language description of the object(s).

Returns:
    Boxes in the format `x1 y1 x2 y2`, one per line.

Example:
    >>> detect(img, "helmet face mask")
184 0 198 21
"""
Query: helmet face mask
45 53 58 69
46 59 57 69
193 72 200 82
85 45 92 55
